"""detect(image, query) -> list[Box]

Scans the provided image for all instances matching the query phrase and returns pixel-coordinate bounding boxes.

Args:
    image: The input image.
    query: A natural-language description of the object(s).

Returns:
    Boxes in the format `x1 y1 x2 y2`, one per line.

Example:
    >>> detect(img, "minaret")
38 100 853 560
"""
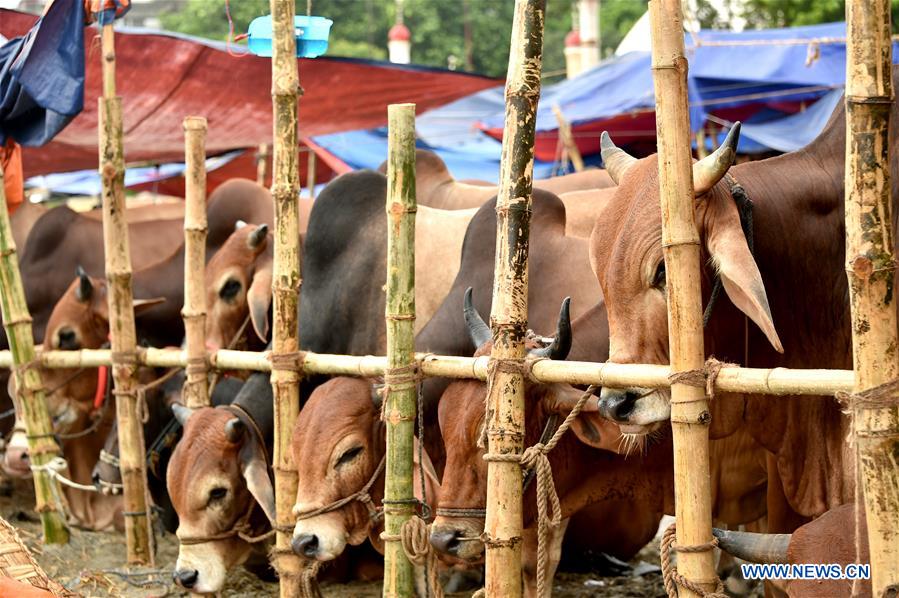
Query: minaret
388 1 411 64
564 28 582 79
578 0 600 70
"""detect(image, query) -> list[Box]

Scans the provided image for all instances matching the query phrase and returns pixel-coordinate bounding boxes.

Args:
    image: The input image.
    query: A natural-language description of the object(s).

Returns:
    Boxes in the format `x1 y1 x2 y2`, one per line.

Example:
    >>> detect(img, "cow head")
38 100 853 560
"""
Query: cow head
290 377 381 560
205 224 273 351
590 124 783 435
167 405 274 594
430 290 617 563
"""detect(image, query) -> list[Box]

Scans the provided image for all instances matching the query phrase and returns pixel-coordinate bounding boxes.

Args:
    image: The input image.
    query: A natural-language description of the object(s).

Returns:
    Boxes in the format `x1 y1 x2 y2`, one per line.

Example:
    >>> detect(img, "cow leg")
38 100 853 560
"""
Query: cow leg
522 517 570 598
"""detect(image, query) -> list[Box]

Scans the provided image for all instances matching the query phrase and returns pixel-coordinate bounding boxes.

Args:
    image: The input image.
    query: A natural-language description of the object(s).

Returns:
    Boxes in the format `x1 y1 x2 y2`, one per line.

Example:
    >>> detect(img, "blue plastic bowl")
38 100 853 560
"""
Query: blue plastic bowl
248 15 333 58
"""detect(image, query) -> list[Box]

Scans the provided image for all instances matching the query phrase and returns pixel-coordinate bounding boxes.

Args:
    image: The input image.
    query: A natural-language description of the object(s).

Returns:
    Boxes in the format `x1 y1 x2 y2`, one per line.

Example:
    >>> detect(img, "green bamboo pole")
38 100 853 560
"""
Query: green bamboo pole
649 1 718 594
0 171 69 544
99 23 154 565
484 0 545 595
382 103 417 598
182 116 209 409
845 1 899 593
269 0 303 594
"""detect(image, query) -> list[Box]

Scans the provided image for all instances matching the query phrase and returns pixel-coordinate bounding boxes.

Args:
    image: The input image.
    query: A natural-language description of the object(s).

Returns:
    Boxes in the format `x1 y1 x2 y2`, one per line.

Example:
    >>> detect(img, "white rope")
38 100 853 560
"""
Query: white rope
30 456 99 493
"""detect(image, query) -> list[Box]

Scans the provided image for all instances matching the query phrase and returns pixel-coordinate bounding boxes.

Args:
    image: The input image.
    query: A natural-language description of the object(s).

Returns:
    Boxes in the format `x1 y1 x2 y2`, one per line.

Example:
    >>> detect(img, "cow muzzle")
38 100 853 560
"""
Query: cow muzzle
291 515 348 561
429 520 484 562
598 387 670 433
173 544 230 594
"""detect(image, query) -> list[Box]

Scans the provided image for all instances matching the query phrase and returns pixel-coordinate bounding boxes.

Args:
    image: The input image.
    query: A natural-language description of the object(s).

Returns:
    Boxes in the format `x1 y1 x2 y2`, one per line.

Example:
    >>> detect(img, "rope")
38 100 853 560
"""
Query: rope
399 517 443 598
298 561 323 598
836 378 899 411
30 456 97 493
667 357 736 403
480 384 598 598
380 363 420 422
660 524 727 598
295 454 386 522
269 350 304 373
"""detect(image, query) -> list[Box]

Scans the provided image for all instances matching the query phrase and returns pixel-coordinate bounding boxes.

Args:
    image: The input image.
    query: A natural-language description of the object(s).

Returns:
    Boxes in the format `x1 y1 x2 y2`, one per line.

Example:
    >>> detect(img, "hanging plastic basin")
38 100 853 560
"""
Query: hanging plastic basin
247 15 333 58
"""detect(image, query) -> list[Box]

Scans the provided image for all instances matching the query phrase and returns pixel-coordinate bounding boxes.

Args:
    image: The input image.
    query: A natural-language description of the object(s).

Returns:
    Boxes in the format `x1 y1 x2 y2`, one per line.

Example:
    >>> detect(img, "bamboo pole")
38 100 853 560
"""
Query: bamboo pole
845 1 899 593
552 104 584 172
98 23 154 565
484 0 545 595
269 0 303 593
257 144 269 186
0 348 859 396
382 103 417 598
0 171 69 544
649 1 718 595
306 149 317 199
182 117 208 409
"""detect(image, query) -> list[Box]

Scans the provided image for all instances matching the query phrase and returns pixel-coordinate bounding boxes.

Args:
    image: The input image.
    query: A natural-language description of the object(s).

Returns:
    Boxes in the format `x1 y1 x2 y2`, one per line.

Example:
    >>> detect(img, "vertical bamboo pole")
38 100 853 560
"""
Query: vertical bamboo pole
382 103 417 598
257 144 269 186
182 117 208 409
0 173 69 544
649 1 718 595
306 150 316 199
484 0 545 595
99 22 154 565
845 1 899 594
270 1 303 594
552 104 584 172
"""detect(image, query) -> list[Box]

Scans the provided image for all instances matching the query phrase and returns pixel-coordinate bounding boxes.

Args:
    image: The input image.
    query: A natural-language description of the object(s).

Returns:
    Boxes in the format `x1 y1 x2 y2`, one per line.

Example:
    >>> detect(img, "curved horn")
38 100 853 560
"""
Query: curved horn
171 403 194 426
235 219 247 230
531 297 572 360
247 224 269 250
75 266 93 303
463 287 492 349
693 122 741 196
225 417 246 444
600 132 638 185
712 528 790 564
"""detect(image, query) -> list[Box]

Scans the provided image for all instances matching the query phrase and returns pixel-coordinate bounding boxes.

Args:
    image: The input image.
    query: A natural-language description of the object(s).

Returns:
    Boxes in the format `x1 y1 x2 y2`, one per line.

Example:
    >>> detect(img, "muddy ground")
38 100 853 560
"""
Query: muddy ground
0 478 754 597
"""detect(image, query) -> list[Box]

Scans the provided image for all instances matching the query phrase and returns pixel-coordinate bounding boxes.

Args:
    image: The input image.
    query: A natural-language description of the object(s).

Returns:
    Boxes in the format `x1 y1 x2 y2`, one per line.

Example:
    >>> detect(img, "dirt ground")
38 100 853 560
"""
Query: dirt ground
1 478 702 597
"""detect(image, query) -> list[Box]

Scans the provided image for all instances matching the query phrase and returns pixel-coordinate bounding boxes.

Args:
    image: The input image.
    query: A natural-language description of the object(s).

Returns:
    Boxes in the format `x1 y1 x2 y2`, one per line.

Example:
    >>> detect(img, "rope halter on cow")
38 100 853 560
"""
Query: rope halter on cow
660 523 728 598
293 453 387 524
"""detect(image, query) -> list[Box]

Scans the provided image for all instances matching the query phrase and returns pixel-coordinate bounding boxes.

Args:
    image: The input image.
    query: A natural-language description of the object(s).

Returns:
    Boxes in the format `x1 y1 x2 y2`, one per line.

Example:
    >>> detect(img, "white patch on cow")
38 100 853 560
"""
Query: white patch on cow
2 428 31 478
174 539 229 594
291 507 348 561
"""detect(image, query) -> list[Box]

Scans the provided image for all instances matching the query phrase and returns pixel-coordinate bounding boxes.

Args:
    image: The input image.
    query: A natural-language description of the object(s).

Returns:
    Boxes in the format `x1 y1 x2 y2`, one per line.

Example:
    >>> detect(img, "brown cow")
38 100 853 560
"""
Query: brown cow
289 377 440 567
429 292 667 596
590 91 883 552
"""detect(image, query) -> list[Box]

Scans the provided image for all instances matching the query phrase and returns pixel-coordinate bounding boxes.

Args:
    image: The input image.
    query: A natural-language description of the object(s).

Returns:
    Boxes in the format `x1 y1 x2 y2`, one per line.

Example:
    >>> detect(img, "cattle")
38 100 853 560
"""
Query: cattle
289 377 440 567
167 371 276 594
380 149 614 210
589 88 891 557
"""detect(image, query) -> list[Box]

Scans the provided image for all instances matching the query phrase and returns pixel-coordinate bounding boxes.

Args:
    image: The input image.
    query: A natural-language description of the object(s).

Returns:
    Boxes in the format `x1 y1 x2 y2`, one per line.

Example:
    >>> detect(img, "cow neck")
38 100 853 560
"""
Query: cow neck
132 242 186 308
233 376 275 460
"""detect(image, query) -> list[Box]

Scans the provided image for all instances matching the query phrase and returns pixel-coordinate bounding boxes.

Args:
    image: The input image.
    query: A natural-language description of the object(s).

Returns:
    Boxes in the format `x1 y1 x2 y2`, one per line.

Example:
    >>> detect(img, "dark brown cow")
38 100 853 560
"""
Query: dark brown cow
589 89 890 549
289 377 440 565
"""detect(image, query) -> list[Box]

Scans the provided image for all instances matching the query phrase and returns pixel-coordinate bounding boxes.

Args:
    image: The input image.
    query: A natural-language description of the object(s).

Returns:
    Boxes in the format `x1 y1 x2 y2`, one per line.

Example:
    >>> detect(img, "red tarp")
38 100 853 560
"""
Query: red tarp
0 10 499 178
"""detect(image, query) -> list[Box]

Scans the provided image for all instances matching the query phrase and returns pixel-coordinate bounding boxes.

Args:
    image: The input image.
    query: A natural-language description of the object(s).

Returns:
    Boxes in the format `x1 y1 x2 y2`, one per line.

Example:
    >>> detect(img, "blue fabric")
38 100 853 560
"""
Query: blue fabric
95 0 131 26
736 87 843 153
0 0 85 146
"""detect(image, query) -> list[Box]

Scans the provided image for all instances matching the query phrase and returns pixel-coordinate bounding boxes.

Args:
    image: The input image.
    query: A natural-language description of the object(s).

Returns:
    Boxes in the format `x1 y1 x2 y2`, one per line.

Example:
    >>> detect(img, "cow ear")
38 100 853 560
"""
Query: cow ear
247 256 273 342
133 297 166 316
240 440 276 524
542 385 622 451
705 203 784 353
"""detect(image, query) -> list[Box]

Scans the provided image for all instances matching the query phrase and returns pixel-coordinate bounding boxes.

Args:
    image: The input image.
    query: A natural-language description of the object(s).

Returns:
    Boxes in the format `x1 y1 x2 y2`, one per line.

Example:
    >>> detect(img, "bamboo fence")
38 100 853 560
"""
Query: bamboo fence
483 0 545 595
845 0 899 593
649 0 718 594
98 23 154 565
182 116 208 409
269 0 303 593
0 172 69 545
382 103 417 597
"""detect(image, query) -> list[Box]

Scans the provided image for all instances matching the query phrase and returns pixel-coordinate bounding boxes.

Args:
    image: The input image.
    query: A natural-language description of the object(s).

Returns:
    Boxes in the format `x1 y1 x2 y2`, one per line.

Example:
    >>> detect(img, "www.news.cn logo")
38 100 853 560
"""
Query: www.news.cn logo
741 563 871 580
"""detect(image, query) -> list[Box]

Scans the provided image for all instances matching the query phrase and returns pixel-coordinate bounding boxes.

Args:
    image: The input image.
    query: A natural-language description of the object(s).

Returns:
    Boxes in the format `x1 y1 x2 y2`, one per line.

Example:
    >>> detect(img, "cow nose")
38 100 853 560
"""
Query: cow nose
430 528 462 556
291 533 319 558
57 328 79 350
598 388 639 423
173 568 198 589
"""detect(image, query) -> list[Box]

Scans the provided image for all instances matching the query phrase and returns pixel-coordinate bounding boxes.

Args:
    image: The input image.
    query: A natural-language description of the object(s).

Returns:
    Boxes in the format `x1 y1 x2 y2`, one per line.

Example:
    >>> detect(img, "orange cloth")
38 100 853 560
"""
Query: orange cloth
1 138 24 215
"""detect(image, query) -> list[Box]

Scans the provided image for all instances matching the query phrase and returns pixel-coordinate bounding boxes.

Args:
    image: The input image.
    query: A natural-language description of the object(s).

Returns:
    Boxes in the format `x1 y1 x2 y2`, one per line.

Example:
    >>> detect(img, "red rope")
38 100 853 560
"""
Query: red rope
225 0 247 58
93 365 108 410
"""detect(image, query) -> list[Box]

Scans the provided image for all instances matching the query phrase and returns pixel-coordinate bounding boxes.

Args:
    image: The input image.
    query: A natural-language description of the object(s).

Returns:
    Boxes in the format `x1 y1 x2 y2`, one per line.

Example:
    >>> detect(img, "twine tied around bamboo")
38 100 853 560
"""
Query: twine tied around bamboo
268 350 305 373
378 516 444 598
660 523 727 598
481 384 598 598
379 363 420 422
477 357 549 448
667 357 736 402
835 378 899 413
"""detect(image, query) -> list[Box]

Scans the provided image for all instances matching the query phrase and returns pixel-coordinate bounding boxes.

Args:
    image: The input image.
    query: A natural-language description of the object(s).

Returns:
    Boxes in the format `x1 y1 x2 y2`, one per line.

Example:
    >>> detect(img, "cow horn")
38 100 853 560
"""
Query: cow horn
712 528 790 564
225 417 246 443
693 122 741 196
247 224 269 250
75 266 92 302
531 297 572 360
463 288 492 349
235 219 247 230
600 132 638 185
371 384 384 412
171 403 194 426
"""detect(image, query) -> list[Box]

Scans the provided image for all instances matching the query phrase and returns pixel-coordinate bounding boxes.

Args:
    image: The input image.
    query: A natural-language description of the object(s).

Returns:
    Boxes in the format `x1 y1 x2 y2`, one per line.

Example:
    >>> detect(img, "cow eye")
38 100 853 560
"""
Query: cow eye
336 446 364 467
652 260 666 289
208 487 228 503
219 279 242 302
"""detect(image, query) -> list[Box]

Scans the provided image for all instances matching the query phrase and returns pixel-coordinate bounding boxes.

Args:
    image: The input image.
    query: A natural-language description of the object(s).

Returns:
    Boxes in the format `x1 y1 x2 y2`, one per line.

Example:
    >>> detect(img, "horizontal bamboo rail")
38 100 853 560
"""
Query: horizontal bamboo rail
0 348 855 396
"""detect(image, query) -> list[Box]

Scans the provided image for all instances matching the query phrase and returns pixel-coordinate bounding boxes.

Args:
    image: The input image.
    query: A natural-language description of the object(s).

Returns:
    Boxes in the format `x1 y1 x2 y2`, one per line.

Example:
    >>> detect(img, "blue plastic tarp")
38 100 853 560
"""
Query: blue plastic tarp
0 0 85 146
